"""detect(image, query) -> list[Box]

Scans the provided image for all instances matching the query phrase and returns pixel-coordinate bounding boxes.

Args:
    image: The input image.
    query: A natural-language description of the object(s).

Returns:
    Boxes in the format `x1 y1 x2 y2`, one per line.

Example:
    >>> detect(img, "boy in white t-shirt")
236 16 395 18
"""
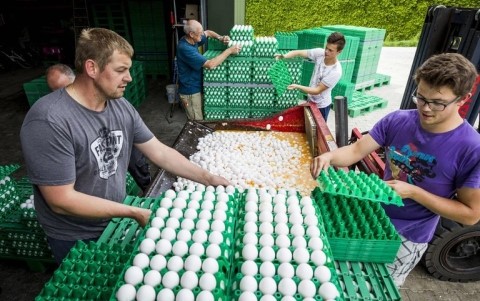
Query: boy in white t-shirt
276 32 345 120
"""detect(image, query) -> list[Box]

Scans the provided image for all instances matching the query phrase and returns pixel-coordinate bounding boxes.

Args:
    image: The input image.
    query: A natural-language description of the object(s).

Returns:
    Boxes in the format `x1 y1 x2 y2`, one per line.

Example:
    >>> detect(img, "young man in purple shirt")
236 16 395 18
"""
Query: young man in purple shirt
176 20 240 120
311 53 480 286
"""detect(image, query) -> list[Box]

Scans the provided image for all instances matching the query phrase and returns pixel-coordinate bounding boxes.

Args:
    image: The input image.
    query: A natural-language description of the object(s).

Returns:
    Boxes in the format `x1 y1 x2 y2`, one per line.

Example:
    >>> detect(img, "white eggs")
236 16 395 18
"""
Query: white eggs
310 249 327 266
173 197 187 209
149 254 167 271
199 272 217 291
293 247 310 264
259 261 276 277
206 243 222 259
116 284 136 301
211 220 226 232
124 266 143 286
239 291 257 301
244 221 258 233
156 288 175 301
160 197 172 209
133 253 150 269
242 232 258 245
315 265 332 283
259 222 274 234
277 262 295 278
181 218 195 230
259 277 277 295
184 208 198 219
172 240 189 257
184 254 202 272
196 291 214 301
192 230 208 244
241 260 258 276
196 219 210 231
240 275 258 292
144 270 162 287
259 234 274 247
290 223 305 236
202 257 219 274
306 225 320 237
242 244 258 260
189 242 205 256
278 278 296 296
275 234 290 248
167 255 184 272
276 247 292 263
139 238 156 255
298 279 316 298
145 227 161 240
308 236 324 250
292 236 307 249
160 227 176 241
136 285 156 301
180 270 198 289
155 239 172 256
162 271 180 289
164 189 176 199
259 246 275 262
296 263 314 280
150 216 165 228
318 282 340 299
176 229 192 242
175 288 194 301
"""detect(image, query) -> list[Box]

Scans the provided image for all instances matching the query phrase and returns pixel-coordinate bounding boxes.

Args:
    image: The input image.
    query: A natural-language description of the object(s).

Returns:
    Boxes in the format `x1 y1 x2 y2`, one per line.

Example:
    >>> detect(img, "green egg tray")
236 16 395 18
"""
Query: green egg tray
313 188 401 263
268 60 292 96
335 261 401 301
0 164 20 179
317 168 403 206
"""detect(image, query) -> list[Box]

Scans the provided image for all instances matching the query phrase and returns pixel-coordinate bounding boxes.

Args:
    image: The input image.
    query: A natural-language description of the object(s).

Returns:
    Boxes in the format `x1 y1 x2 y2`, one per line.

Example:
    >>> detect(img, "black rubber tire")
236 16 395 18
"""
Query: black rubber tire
423 218 480 282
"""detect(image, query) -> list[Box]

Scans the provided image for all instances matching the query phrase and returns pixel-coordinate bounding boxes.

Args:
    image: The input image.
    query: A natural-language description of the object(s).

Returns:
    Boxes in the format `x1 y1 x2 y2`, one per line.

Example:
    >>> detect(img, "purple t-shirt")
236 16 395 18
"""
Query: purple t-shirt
369 110 480 243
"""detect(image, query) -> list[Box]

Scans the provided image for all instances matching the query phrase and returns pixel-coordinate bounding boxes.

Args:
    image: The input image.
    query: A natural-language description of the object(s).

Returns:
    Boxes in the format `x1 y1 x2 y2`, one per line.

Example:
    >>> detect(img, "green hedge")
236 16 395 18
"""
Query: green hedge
245 0 478 42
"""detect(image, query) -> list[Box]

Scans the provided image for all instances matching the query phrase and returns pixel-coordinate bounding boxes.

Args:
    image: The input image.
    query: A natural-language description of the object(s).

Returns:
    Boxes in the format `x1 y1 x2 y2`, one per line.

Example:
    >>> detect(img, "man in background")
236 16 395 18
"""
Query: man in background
176 19 240 120
46 63 152 192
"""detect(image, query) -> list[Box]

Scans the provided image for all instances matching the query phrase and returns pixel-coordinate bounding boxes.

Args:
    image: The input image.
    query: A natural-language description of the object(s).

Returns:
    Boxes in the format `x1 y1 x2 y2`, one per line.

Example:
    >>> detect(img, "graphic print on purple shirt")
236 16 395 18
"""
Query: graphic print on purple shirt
387 144 436 184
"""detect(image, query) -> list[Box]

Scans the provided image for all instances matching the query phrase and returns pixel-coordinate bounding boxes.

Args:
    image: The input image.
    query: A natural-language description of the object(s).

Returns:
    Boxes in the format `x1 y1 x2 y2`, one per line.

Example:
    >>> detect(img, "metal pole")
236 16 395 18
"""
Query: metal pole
334 96 348 147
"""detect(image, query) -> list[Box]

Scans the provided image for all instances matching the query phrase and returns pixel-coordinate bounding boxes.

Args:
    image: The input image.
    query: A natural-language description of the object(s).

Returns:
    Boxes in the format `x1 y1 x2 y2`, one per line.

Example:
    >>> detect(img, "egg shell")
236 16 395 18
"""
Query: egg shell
187 200 200 210
292 236 307 249
208 231 224 245
201 200 215 211
302 205 315 216
304 214 318 226
244 221 258 233
160 227 176 241
206 243 222 259
277 262 295 278
177 190 190 199
196 219 210 231
298 279 316 298
217 192 230 202
162 271 180 289
199 272 217 291
181 218 195 230
202 257 219 274
176 229 192 242
165 189 176 199
242 244 258 260
136 285 156 301
273 203 286 214
139 238 156 255
133 253 150 269
145 227 161 241
259 261 276 277
259 277 277 295
242 232 258 245
196 290 214 301
150 217 165 229
144 270 162 287
245 201 258 212
293 248 309 264
173 197 187 209
259 233 274 247
156 288 175 301
165 218 180 230
213 210 227 221
170 208 184 219
259 202 273 212
190 191 203 201
184 254 202 272
274 213 288 223
260 295 276 301
211 220 226 232
124 266 143 286
192 229 208 243
172 240 189 257
199 209 212 221
276 247 292 263
318 282 340 299
180 270 198 289
149 254 167 271
307 235 324 250
259 222 274 234
300 196 312 206
240 275 258 292
311 250 327 266
296 263 314 280
184 208 198 219
275 223 290 236
259 211 273 223
155 239 172 256
244 211 258 222
215 201 228 211
290 224 305 237
239 291 257 301
167 255 184 272
245 193 259 203
116 284 136 301
278 278 296 296
289 214 304 226
275 234 291 248
259 246 276 262
189 242 205 256
315 265 332 283
175 288 194 301
241 260 258 276
159 197 172 209
306 225 320 237
204 191 216 201
273 194 286 203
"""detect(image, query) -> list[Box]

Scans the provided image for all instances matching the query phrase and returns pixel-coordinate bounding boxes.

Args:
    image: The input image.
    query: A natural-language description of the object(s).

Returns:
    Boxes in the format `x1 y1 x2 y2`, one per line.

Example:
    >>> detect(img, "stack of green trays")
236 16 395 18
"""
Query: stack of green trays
228 58 252 83
204 86 228 107
252 58 275 84
204 107 229 120
339 59 355 83
230 25 254 41
300 60 315 88
22 77 51 107
207 37 227 51
203 51 228 83
346 91 389 117
229 108 251 119
275 32 299 50
250 108 281 118
228 87 251 108
254 37 279 57
126 172 142 196
276 89 300 109
332 81 355 103
124 61 147 108
268 60 292 96
313 188 401 263
35 241 131 301
284 59 303 84
335 261 401 300
91 2 131 42
251 87 276 109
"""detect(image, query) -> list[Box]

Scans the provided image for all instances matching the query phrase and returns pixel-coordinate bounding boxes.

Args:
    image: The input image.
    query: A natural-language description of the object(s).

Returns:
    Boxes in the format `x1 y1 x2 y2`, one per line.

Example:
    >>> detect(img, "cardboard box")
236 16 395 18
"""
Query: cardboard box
185 4 198 20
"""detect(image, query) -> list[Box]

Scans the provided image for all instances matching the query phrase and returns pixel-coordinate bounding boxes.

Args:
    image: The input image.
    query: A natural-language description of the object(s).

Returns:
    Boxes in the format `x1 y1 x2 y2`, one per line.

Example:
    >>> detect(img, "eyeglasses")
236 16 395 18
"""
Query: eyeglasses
411 88 461 111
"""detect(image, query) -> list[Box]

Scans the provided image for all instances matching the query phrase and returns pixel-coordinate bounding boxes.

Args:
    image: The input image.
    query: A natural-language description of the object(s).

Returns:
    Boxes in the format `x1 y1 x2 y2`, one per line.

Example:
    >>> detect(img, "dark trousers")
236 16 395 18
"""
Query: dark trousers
128 147 151 192
320 106 331 121
47 236 99 264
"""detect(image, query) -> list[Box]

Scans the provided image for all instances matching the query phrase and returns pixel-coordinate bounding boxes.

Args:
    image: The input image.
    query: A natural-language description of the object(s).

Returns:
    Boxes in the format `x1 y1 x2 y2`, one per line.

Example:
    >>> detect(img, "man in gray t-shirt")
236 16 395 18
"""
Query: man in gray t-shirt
20 28 229 263
275 32 345 121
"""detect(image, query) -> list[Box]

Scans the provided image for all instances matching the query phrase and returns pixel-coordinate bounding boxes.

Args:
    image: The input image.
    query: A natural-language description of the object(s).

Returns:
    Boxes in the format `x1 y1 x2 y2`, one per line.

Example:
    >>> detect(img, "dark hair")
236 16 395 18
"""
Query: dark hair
414 53 478 97
327 32 346 51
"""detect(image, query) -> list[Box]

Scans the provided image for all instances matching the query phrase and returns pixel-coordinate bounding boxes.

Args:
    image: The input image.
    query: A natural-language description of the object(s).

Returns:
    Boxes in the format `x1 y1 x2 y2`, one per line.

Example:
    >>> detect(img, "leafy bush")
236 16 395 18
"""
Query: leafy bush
245 0 478 42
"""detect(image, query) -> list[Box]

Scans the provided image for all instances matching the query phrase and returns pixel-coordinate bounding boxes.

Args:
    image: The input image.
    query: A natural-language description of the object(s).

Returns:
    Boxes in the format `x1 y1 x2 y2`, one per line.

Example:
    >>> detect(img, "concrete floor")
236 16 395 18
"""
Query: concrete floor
0 48 479 300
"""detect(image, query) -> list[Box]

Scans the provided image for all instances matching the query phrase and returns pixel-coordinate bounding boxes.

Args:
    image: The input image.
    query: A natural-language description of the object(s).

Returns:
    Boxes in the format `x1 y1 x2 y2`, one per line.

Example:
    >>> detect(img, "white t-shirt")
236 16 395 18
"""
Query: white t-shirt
307 48 342 108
